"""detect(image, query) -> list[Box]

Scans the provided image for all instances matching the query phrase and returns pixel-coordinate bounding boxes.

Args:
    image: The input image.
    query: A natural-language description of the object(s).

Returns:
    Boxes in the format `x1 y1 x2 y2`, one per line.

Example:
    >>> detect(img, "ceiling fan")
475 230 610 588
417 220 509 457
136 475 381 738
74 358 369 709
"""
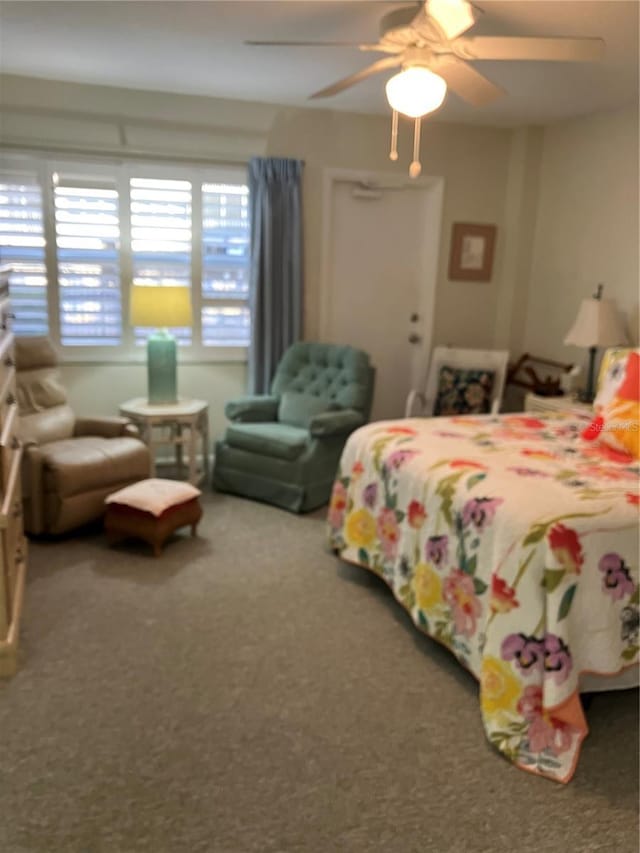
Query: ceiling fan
247 0 605 175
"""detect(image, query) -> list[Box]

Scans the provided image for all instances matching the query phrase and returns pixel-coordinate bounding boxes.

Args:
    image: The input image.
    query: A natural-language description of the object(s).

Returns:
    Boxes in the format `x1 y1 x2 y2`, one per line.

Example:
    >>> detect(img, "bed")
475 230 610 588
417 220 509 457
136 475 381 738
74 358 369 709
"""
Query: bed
327 411 639 782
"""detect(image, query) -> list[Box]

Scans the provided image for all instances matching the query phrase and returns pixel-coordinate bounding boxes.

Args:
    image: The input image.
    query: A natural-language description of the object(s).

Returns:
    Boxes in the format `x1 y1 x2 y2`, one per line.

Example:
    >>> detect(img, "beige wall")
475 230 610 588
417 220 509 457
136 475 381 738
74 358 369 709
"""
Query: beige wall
521 105 639 376
266 108 512 346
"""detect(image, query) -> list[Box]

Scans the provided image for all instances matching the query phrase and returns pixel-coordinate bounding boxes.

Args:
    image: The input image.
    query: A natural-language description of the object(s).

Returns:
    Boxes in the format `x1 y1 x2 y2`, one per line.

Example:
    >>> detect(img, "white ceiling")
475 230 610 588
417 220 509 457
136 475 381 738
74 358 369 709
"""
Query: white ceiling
0 1 638 126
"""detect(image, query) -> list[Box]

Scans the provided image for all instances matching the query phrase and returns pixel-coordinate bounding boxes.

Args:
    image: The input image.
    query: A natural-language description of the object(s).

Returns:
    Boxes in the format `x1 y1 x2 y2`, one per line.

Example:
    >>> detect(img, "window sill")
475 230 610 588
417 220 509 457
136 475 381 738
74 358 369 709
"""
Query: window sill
57 347 248 366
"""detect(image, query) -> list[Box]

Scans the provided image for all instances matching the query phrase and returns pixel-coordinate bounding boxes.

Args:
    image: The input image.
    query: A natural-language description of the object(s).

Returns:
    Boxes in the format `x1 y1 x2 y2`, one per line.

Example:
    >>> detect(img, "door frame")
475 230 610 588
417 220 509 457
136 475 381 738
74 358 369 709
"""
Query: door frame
319 167 445 394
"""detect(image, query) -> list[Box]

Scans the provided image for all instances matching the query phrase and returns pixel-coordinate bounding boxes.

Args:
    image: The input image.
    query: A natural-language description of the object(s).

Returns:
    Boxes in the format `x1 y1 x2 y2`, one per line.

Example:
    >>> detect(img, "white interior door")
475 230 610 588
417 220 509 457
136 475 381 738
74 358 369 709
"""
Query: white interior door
323 177 441 421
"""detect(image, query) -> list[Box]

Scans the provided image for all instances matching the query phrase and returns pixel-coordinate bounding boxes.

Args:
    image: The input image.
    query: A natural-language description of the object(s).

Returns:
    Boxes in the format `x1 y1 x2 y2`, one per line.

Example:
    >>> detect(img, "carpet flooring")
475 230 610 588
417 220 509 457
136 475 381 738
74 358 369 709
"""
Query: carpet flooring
1 493 638 853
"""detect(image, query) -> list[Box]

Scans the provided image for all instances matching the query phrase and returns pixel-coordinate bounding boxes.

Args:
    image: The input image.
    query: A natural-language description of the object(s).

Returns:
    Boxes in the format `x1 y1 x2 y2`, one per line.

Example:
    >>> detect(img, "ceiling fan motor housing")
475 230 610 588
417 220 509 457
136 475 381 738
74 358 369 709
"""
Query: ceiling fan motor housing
402 46 437 70
379 6 439 49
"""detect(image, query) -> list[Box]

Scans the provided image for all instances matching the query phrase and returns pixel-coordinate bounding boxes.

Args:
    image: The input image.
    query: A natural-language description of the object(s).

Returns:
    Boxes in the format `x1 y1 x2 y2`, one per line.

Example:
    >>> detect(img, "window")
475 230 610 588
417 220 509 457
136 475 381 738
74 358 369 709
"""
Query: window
53 174 122 346
0 171 48 336
0 155 251 359
202 182 250 347
131 177 192 346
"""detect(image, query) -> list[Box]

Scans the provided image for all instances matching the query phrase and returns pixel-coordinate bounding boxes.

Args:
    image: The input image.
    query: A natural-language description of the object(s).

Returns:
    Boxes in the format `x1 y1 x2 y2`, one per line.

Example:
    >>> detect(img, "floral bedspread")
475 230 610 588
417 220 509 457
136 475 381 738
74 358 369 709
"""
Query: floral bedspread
327 413 639 782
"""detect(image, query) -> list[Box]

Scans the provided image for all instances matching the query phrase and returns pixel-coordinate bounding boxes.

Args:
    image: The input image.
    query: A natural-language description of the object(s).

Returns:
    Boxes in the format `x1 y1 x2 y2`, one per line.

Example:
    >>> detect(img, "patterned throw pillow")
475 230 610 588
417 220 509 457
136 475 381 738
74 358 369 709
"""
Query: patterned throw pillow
582 350 640 460
433 366 495 416
594 347 636 411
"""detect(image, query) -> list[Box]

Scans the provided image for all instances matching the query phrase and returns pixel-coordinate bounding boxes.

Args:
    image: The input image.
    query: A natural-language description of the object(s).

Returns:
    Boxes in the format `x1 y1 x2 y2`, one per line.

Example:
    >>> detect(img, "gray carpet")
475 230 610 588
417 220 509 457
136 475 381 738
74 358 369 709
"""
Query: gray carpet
1 493 638 853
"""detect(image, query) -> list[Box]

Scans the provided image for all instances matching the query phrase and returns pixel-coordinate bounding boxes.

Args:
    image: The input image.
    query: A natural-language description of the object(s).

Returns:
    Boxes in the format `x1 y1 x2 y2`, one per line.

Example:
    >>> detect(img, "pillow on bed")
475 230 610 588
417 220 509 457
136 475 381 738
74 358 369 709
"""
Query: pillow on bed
593 347 636 411
433 366 495 416
278 391 338 428
582 350 639 459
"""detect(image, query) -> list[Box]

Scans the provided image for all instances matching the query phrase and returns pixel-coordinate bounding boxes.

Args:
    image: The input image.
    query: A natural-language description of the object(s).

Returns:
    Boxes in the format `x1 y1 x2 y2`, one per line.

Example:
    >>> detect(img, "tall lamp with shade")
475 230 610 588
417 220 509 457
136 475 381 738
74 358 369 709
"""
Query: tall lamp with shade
564 284 628 403
130 284 193 404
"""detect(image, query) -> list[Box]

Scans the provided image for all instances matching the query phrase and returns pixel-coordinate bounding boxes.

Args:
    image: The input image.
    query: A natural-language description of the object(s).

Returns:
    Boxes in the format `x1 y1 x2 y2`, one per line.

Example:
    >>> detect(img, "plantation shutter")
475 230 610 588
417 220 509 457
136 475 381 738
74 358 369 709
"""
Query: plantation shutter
130 177 192 345
201 182 250 347
54 173 122 346
0 171 49 336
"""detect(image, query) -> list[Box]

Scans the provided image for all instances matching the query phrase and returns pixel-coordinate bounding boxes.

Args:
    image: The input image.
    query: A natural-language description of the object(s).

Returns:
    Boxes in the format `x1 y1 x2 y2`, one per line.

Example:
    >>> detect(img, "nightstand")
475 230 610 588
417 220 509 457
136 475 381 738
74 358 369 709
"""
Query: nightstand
524 393 593 420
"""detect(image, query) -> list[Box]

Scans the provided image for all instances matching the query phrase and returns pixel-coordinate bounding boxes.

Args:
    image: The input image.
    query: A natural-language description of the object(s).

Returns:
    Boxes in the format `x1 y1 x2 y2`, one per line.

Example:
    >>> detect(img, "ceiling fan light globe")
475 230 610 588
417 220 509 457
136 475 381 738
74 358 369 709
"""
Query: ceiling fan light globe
426 0 476 40
385 67 447 118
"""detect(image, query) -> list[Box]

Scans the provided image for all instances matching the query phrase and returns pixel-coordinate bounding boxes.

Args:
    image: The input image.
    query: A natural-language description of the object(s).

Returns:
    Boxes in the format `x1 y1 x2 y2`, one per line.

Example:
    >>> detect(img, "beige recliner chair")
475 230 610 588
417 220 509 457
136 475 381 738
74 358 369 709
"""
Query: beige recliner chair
15 337 151 535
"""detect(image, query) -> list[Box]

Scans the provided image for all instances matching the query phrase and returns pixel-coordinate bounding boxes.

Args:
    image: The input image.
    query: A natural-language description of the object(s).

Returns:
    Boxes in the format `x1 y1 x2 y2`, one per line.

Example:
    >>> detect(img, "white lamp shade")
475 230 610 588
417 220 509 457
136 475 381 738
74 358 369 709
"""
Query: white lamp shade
130 285 193 328
564 297 628 348
427 0 476 40
385 67 447 118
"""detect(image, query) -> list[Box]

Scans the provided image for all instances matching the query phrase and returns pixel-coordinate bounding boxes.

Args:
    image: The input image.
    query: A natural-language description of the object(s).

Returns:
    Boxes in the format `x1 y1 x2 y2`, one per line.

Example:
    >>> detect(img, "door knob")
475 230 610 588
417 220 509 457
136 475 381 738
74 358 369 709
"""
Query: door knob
408 333 422 344
410 313 419 322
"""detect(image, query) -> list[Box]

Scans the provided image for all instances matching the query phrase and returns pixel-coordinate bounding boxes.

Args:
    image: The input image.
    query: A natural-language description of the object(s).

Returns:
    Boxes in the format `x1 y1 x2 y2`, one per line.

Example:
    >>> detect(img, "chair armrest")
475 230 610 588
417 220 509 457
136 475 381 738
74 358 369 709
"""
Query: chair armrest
225 395 279 423
405 389 427 418
21 443 45 535
74 416 139 439
309 408 364 437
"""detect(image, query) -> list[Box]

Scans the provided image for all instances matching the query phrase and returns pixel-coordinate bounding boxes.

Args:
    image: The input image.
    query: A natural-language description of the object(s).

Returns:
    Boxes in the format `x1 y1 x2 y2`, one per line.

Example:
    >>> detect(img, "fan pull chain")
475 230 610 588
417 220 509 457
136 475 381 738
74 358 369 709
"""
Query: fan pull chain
389 109 399 161
409 117 422 178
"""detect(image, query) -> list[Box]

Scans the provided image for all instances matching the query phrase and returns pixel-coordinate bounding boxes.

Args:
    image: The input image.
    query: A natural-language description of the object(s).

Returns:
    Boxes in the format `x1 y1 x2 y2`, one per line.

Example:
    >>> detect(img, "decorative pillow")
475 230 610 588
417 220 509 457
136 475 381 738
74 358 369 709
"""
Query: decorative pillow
278 391 338 428
106 478 201 517
433 366 495 416
582 350 639 460
594 347 636 411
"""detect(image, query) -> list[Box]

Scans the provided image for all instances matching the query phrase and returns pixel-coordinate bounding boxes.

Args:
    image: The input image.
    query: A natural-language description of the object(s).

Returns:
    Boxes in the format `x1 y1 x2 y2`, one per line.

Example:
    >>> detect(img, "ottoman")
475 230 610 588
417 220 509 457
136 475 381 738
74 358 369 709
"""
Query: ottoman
105 478 203 557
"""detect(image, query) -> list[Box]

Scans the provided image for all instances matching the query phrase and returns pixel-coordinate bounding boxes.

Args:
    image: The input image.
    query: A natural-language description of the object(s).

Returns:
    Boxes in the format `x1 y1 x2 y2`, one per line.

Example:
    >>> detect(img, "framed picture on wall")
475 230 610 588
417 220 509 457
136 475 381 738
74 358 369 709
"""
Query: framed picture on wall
448 223 497 282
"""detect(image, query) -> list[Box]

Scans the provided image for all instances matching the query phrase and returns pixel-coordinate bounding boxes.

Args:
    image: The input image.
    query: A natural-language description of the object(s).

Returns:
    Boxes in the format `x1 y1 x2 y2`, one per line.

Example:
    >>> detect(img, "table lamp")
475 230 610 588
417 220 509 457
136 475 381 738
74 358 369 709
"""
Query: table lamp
564 284 628 403
130 285 193 404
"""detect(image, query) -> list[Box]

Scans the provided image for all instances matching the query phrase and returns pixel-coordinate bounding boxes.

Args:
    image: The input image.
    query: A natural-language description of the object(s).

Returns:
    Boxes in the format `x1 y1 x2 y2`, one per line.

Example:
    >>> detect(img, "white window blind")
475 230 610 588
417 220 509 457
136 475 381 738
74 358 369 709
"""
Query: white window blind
0 172 49 336
202 182 250 347
131 177 192 345
54 174 121 346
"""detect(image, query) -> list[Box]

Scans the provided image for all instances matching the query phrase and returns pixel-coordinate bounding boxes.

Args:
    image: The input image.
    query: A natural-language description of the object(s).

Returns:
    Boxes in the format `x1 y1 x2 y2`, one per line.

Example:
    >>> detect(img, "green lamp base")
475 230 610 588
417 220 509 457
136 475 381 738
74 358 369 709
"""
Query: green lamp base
147 331 177 404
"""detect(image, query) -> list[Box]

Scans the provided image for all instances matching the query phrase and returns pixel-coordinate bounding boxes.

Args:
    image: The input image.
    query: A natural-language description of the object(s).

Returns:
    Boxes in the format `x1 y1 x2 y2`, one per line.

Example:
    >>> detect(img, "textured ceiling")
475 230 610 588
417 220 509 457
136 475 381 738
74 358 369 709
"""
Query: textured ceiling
0 1 638 125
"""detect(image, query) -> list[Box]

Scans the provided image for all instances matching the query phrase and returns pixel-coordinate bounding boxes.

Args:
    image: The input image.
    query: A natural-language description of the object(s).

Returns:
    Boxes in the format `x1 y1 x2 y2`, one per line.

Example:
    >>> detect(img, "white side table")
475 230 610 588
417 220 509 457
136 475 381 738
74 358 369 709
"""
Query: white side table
119 398 210 486
524 393 593 420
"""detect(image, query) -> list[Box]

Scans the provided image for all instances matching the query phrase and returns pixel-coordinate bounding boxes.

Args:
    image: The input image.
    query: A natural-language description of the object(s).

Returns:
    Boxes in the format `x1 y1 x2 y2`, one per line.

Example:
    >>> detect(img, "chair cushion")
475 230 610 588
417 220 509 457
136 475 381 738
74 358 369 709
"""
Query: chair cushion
41 436 151 497
225 422 309 461
106 478 201 517
433 366 495 416
278 391 337 428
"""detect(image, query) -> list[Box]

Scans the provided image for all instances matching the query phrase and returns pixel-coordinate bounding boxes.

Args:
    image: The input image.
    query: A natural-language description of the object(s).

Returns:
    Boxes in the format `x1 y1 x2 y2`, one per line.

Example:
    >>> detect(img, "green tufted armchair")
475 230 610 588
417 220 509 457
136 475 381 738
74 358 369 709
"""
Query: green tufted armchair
212 342 375 512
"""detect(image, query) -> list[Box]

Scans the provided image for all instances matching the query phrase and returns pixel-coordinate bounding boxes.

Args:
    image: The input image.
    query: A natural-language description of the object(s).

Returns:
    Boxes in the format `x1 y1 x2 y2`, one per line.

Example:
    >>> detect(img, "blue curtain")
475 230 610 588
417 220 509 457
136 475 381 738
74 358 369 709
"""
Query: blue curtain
248 157 304 394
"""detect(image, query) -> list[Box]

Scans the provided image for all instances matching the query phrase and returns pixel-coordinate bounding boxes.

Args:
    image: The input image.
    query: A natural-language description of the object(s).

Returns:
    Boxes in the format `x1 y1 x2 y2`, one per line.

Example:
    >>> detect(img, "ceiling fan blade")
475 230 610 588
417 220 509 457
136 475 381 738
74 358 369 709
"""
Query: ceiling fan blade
435 57 505 106
454 36 606 62
310 55 403 99
245 40 400 54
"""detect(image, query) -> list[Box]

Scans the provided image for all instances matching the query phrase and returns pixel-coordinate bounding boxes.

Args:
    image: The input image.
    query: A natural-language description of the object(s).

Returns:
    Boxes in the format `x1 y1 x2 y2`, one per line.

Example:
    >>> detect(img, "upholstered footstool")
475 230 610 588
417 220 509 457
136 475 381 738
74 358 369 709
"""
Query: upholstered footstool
105 478 202 557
